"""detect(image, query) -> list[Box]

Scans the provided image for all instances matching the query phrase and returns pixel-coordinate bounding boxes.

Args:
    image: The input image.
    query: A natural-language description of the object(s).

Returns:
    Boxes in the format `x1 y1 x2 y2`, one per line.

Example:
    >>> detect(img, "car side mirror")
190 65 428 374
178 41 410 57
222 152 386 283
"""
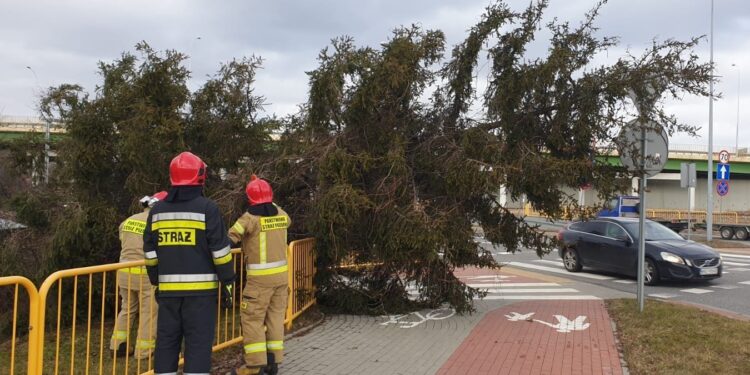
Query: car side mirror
615 235 631 246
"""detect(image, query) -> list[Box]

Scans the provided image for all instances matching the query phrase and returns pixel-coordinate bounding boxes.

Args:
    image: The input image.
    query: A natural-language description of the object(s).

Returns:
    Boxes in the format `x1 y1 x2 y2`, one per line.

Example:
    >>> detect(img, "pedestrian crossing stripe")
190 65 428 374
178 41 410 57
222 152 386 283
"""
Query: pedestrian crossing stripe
482 295 600 300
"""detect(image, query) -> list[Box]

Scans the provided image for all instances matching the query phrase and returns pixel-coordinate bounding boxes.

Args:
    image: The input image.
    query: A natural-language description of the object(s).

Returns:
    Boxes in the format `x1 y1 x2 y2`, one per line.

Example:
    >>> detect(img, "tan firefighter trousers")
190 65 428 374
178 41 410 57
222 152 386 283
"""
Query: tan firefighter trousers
110 269 157 360
241 281 289 367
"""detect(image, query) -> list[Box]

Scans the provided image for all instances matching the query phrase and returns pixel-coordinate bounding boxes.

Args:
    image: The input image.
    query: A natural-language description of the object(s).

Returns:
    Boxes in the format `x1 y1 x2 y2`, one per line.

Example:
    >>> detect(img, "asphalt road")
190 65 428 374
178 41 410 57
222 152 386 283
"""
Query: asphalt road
476 238 750 318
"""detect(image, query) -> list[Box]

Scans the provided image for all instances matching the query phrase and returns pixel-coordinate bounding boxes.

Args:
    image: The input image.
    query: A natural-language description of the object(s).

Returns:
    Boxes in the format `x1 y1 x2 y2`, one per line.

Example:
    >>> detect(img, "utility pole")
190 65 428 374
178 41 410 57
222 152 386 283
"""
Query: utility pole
27 65 50 184
732 64 741 154
707 0 715 241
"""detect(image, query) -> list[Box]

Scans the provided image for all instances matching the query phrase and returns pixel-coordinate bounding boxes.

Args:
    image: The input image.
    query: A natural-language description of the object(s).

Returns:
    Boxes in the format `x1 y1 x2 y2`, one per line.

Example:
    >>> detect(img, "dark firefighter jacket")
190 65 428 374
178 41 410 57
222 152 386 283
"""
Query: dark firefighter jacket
143 186 235 297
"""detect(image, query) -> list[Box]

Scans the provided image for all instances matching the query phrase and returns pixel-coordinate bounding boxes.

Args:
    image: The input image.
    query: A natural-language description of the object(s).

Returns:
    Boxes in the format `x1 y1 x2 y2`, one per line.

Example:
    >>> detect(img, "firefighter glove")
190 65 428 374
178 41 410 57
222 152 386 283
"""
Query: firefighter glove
221 282 234 309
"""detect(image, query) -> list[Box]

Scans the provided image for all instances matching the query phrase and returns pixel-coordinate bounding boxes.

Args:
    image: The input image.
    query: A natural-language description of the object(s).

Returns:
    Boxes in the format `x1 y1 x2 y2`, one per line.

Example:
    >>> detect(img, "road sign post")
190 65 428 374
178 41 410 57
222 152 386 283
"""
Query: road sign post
618 120 668 313
681 163 696 240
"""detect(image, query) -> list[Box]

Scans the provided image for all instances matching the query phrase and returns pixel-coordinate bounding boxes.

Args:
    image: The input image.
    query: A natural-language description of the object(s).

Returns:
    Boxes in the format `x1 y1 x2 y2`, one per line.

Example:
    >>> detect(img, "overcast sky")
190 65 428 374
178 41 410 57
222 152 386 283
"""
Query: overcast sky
1 0 749 148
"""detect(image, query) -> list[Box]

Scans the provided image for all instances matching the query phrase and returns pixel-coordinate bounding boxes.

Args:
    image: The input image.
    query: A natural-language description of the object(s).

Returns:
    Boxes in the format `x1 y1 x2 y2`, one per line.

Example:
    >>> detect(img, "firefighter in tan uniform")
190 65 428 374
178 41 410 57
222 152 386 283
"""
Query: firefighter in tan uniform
230 175 290 375
110 191 167 359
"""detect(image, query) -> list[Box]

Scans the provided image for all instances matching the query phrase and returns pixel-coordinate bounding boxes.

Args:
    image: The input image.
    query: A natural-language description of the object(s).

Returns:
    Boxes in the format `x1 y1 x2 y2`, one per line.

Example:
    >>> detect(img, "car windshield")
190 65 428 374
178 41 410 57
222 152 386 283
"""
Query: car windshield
622 221 684 241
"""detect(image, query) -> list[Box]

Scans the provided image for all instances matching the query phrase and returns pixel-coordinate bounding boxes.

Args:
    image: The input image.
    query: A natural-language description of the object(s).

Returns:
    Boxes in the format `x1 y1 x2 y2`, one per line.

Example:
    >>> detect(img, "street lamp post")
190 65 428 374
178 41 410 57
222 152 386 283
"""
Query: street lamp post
732 64 741 154
26 65 50 184
188 36 202 73
707 0 715 241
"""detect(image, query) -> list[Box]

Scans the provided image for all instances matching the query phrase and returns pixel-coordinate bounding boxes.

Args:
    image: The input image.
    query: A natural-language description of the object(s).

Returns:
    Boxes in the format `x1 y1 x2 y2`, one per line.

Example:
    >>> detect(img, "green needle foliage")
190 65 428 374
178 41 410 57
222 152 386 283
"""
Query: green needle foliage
0 1 711 317
268 0 711 314
1 42 272 278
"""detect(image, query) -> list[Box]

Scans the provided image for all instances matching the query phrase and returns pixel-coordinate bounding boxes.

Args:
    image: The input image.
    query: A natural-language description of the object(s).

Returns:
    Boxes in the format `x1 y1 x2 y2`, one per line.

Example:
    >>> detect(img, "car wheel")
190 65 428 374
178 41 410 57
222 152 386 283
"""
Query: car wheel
562 248 582 272
735 227 749 241
720 227 734 239
644 258 660 286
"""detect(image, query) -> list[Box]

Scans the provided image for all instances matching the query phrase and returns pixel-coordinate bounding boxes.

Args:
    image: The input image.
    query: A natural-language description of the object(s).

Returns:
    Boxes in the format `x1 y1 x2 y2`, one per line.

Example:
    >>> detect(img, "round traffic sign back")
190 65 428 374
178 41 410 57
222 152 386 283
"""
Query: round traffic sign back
618 120 669 177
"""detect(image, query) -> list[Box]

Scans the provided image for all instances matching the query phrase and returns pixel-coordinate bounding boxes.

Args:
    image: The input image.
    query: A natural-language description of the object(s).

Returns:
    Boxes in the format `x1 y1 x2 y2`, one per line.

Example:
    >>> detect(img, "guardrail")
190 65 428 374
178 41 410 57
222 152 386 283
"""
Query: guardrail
0 239 316 375
646 209 741 224
516 203 743 225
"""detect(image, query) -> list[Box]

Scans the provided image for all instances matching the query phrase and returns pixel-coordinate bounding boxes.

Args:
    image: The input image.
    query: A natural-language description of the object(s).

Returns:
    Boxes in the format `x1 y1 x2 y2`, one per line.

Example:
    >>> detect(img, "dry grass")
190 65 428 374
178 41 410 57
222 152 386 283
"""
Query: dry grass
607 299 750 375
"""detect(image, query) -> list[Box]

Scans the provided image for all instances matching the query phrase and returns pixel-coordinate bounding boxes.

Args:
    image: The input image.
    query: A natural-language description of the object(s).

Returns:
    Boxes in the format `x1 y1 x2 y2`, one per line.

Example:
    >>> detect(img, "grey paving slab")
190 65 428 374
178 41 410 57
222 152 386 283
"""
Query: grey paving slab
280 302 503 375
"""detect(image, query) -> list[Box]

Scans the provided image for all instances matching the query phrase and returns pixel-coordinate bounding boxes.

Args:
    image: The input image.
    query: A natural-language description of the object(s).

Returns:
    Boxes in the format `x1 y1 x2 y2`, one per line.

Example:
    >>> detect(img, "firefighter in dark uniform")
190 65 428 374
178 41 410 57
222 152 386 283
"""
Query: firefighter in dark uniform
230 175 290 375
144 151 236 374
110 191 167 360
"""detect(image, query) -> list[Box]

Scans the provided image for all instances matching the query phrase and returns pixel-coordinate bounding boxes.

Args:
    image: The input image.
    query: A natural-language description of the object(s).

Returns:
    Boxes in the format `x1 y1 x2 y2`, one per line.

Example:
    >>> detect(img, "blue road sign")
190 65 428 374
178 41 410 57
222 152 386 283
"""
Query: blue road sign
717 180 729 196
717 163 730 180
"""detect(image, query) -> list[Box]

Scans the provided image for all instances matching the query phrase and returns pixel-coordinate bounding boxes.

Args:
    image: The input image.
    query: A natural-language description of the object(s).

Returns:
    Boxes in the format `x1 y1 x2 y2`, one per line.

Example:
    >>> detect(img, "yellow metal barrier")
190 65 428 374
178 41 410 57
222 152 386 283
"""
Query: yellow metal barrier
285 238 316 331
35 259 161 375
0 276 39 375
17 239 317 375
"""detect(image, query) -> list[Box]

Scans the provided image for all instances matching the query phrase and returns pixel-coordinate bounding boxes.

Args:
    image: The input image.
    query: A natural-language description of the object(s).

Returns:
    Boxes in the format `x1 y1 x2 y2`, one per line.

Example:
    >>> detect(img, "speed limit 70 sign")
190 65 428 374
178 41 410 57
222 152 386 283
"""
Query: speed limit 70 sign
719 150 731 164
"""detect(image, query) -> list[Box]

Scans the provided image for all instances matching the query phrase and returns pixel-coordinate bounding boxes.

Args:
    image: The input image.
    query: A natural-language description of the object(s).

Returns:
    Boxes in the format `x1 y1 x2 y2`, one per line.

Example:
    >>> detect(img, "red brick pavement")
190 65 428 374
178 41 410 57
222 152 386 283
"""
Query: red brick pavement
436 300 623 375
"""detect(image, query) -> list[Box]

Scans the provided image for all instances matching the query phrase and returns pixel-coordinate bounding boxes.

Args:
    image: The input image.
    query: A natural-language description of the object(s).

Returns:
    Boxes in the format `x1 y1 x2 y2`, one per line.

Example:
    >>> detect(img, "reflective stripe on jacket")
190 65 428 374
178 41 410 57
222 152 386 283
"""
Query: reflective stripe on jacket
228 205 290 286
143 190 235 297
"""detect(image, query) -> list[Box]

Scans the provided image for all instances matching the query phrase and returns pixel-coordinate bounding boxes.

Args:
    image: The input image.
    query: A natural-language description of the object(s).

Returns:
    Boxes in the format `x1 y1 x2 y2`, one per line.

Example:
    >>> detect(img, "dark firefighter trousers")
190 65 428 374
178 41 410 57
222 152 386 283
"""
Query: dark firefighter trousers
154 295 217 374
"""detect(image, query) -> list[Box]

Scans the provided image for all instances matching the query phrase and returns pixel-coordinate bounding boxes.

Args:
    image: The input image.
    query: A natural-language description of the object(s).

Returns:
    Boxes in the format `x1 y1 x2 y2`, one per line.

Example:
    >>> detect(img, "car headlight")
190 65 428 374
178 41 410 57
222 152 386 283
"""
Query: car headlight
660 252 685 265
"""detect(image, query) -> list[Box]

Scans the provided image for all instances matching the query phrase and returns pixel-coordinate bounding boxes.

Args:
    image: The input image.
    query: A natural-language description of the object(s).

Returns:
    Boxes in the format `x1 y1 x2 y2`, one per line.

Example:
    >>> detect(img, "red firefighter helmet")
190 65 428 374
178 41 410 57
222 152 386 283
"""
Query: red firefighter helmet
169 152 207 186
245 175 273 205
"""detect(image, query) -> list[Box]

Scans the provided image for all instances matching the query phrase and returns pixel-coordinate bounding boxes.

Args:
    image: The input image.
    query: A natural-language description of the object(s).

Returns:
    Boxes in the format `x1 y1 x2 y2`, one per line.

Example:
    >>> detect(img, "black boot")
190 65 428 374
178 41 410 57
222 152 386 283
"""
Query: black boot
265 353 278 375
113 342 131 358
230 365 266 375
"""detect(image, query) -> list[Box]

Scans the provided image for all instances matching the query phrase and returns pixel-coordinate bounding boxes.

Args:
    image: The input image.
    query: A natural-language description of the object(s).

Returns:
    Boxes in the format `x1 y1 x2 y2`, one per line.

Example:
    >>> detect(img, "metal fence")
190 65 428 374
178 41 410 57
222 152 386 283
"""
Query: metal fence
285 239 316 330
0 239 316 375
515 203 743 225
646 209 741 224
0 276 39 375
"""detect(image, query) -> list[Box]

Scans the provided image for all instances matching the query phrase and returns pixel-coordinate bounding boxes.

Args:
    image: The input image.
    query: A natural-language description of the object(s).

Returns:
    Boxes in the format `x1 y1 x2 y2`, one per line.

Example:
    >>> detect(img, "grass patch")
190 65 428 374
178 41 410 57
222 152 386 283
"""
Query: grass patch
607 299 750 375
0 309 245 375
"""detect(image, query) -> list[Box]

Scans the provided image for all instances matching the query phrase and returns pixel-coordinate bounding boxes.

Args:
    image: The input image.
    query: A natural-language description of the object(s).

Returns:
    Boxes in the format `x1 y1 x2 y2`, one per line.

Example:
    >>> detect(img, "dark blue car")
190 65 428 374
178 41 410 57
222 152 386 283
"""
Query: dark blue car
557 217 722 285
